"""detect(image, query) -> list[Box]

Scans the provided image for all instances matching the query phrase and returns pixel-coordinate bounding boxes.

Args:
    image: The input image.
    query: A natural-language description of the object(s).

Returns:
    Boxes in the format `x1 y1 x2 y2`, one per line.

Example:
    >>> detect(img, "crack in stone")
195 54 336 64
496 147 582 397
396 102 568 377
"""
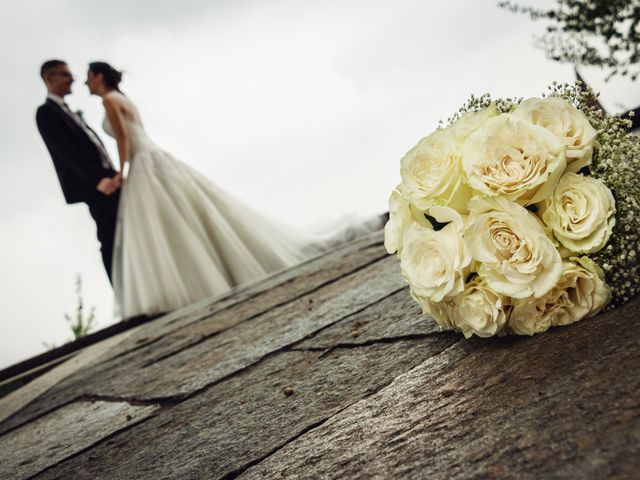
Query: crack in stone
153 282 405 401
94 281 408 411
4 243 397 474
219 337 462 479
219 416 333 480
0 396 80 439
162 241 385 330
104 335 166 364
138 252 390 369
9 305 461 479
75 394 176 408
0 258 394 438
25 413 157 480
0 393 171 441
289 331 450 358
284 285 410 350
62 243 387 374
0 339 172 436
139 335 212 369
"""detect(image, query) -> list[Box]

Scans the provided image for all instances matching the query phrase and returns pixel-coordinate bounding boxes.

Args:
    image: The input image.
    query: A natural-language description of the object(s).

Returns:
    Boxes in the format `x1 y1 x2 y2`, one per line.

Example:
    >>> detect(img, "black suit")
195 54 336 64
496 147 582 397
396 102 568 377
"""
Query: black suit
36 98 120 282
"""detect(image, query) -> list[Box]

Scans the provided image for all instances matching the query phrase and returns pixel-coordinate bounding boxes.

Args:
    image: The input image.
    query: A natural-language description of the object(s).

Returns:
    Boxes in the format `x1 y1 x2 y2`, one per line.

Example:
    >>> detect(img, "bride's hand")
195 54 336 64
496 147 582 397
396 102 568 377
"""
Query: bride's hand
113 172 124 186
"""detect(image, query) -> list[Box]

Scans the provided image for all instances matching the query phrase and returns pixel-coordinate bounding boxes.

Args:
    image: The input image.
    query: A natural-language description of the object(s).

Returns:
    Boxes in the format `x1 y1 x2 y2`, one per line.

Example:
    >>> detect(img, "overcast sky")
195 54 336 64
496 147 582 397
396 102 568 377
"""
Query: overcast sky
1 0 638 369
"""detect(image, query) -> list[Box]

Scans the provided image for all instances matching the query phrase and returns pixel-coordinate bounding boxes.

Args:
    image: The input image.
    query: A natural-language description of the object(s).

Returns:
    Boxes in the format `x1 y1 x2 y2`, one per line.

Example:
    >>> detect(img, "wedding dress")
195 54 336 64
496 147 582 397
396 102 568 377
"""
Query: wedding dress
105 93 382 318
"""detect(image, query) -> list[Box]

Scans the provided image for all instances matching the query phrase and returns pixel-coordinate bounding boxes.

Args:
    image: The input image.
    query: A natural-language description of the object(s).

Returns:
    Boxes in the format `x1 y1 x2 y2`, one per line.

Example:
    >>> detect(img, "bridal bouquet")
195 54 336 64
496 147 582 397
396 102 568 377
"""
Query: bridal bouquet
385 83 639 338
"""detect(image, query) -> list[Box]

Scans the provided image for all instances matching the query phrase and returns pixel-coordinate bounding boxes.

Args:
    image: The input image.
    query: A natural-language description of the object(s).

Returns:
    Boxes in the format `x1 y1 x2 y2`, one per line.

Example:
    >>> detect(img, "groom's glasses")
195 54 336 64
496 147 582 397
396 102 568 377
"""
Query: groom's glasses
51 72 74 79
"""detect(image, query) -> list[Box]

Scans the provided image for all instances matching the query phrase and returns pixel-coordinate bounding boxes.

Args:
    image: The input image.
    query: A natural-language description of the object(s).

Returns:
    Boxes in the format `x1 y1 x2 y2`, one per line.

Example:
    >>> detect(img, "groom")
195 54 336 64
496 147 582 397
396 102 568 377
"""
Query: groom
36 59 121 283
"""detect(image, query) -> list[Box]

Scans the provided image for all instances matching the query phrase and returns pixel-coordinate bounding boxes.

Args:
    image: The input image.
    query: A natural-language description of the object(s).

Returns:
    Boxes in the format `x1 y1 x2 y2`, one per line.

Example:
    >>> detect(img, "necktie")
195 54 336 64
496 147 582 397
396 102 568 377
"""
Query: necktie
61 102 113 170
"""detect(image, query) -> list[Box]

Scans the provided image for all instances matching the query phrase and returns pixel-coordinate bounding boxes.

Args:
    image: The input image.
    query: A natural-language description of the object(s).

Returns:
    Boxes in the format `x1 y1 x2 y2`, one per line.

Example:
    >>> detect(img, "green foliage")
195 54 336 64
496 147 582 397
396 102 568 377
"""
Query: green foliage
65 275 97 340
499 0 640 81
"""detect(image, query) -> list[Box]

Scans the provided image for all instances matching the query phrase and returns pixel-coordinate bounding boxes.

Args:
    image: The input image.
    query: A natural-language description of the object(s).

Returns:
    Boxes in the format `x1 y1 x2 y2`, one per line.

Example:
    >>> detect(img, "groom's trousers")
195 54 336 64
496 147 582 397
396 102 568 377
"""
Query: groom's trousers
86 190 121 284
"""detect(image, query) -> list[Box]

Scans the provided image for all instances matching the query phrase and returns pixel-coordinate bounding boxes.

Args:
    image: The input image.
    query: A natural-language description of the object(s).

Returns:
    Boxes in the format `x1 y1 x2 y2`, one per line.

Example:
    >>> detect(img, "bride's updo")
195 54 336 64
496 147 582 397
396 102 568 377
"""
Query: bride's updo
89 61 123 91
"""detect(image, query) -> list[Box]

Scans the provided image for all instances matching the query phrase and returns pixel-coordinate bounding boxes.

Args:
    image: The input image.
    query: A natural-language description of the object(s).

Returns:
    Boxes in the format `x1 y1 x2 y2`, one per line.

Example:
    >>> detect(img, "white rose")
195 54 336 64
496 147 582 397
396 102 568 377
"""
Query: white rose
513 96 597 173
465 196 562 299
461 114 566 205
539 172 616 254
450 277 509 338
400 127 473 213
384 187 431 254
509 302 552 336
564 256 612 323
400 206 472 302
410 290 456 331
510 258 611 335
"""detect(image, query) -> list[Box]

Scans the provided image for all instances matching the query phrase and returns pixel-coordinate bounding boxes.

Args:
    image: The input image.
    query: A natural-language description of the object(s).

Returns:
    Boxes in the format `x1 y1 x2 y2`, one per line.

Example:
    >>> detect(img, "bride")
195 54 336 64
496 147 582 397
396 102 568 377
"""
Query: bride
85 62 382 319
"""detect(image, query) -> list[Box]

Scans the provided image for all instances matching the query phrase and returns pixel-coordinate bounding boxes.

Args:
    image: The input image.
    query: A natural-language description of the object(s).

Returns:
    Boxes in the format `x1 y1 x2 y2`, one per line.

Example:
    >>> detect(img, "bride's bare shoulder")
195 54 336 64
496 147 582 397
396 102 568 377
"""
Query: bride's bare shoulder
103 91 139 120
102 91 124 110
102 91 127 107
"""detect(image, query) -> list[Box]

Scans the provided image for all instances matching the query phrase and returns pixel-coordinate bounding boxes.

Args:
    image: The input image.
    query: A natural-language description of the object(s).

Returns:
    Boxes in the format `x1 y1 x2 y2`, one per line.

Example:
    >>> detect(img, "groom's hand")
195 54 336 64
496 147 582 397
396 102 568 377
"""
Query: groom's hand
96 177 118 195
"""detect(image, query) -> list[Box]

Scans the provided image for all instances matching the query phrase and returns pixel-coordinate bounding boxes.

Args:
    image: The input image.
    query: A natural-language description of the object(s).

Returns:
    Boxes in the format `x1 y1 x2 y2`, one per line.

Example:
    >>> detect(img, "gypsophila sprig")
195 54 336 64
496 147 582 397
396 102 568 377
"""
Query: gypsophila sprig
385 82 638 338
547 82 640 307
439 93 519 129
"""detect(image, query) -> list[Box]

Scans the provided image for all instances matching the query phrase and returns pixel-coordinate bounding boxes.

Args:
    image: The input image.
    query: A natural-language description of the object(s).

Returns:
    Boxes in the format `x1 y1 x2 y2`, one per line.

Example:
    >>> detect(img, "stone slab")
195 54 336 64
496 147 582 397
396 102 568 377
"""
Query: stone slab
0 233 387 435
0 400 158 479
294 287 439 350
88 255 405 400
240 298 640 479
97 231 388 364
33 335 457 479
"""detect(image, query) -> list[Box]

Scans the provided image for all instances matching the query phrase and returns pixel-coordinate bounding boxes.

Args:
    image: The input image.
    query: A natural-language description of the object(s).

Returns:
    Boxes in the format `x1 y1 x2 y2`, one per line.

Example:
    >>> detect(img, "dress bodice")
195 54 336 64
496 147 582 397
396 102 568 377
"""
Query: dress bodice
102 94 156 158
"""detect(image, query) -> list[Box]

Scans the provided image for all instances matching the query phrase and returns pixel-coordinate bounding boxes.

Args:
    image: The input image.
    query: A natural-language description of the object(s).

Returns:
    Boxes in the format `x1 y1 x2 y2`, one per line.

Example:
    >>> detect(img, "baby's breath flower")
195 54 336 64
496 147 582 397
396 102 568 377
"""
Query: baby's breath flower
548 82 640 308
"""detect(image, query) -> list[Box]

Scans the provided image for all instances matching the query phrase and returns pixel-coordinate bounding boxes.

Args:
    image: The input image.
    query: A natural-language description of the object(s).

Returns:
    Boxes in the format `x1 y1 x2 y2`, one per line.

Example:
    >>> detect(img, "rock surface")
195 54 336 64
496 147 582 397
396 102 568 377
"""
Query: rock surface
0 230 638 479
0 400 158 479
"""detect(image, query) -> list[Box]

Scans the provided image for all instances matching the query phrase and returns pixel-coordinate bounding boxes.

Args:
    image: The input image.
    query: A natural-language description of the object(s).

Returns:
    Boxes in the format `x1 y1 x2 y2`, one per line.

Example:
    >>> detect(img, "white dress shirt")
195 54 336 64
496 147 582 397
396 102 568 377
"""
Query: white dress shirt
47 93 114 170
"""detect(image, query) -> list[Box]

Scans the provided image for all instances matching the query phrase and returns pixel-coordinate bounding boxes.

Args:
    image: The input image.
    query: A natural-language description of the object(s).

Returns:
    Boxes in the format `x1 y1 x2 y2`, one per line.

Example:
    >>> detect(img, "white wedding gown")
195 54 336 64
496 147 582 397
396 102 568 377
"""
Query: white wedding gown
105 94 382 318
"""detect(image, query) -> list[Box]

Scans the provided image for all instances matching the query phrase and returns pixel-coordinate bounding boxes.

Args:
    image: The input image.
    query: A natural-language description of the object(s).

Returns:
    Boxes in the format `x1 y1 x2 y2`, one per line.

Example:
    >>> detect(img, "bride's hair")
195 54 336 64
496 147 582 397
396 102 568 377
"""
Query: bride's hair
89 61 123 92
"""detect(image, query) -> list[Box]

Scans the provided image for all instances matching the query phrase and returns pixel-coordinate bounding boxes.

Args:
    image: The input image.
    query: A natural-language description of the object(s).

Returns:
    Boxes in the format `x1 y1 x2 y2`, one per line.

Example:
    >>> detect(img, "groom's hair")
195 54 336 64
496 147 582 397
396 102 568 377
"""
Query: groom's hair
40 59 67 79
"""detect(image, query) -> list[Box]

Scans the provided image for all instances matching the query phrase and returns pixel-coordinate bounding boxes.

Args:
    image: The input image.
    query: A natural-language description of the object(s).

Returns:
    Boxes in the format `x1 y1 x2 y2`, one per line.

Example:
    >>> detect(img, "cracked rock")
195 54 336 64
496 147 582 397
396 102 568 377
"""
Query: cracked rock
1 230 638 480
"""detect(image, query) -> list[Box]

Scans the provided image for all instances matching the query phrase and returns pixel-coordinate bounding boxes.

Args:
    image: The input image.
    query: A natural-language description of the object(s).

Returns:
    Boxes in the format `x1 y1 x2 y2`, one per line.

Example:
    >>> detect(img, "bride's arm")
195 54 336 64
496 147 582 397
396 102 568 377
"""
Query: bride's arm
103 95 129 179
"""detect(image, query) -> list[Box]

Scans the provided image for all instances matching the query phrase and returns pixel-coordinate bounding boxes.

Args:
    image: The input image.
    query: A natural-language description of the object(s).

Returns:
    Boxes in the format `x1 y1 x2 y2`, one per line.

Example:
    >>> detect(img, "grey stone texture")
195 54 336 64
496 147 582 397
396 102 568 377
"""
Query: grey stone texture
0 230 638 479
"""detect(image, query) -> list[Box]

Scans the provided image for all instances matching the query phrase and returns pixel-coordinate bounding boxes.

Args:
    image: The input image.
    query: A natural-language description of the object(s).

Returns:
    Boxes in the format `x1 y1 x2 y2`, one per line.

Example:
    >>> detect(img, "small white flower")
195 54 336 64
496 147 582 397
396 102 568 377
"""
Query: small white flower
400 206 472 302
461 114 566 205
513 96 597 173
539 172 616 254
465 196 562 299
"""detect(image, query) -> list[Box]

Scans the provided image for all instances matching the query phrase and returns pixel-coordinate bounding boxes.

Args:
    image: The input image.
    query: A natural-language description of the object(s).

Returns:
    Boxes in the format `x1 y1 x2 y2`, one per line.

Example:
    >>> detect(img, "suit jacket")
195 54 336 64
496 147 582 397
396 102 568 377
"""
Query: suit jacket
36 98 116 204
